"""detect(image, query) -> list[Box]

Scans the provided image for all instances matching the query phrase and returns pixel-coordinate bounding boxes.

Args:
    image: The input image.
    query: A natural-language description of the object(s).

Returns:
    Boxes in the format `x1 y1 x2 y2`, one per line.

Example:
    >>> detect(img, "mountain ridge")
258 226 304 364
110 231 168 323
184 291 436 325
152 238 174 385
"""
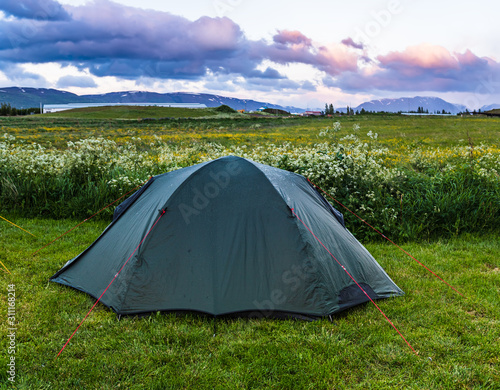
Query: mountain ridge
355 96 467 114
0 86 495 114
0 87 303 113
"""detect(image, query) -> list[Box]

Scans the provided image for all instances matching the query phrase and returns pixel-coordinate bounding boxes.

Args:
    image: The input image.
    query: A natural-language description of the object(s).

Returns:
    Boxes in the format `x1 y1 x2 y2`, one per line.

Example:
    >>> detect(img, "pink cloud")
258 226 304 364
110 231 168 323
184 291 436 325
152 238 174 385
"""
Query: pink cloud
335 44 500 93
378 43 459 71
314 44 359 75
273 30 312 46
260 32 360 75
454 49 486 66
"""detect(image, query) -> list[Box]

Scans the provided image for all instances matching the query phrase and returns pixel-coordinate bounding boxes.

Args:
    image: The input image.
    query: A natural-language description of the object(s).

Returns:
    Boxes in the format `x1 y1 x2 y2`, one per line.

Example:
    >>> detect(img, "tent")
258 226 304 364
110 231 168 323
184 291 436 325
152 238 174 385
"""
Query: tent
51 156 403 319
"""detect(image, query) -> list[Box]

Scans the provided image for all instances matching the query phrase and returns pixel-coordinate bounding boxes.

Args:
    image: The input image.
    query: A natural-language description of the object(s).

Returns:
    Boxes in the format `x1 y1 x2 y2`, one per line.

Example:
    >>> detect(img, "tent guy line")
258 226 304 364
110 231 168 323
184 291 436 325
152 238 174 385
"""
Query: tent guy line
0 214 36 237
56 209 167 358
291 207 417 355
0 214 37 273
306 178 466 298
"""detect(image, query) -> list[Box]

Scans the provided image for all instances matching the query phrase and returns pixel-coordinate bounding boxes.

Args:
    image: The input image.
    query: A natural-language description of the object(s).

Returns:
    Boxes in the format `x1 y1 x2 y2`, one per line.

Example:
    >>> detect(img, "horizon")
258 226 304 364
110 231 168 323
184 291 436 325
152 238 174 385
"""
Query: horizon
3 85 495 112
1 1 499 109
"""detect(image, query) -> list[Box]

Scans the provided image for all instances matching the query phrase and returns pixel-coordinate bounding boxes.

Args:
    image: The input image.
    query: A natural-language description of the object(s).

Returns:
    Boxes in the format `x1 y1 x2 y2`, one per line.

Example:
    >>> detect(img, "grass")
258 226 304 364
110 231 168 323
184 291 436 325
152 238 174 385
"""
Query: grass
0 217 499 389
1 112 500 149
41 105 228 119
1 112 499 387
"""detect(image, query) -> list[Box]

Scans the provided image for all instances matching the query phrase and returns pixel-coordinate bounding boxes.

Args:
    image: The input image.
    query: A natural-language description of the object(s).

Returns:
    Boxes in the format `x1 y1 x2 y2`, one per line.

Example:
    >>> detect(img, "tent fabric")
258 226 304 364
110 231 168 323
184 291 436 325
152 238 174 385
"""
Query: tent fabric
50 155 403 318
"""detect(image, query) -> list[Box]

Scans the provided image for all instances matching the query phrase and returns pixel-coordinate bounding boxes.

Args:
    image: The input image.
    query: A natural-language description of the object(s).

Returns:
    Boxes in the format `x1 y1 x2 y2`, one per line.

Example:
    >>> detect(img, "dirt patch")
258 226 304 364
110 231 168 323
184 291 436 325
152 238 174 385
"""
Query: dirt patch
485 263 500 273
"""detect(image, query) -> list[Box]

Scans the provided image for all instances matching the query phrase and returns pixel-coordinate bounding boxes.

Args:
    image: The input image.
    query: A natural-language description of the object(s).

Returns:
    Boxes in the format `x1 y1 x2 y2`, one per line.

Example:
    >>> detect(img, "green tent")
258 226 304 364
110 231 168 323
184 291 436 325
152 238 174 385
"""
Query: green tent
51 156 403 319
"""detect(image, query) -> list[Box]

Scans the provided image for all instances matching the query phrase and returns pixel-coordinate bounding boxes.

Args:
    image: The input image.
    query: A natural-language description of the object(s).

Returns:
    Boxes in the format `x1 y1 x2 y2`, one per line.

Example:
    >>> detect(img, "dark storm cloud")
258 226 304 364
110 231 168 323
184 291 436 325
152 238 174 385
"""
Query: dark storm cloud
0 1 361 83
0 0 70 21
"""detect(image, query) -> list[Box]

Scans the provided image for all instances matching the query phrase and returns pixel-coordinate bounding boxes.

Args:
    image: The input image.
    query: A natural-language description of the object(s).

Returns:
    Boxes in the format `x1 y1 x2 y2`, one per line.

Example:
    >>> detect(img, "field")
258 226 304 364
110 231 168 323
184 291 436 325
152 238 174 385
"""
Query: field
1 109 499 388
42 105 238 120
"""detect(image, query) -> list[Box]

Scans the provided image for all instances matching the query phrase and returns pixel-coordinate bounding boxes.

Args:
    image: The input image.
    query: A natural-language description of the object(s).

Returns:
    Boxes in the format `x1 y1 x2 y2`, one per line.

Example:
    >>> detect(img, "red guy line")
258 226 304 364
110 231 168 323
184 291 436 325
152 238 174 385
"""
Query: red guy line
291 207 417 355
56 209 166 359
307 178 465 298
33 181 148 257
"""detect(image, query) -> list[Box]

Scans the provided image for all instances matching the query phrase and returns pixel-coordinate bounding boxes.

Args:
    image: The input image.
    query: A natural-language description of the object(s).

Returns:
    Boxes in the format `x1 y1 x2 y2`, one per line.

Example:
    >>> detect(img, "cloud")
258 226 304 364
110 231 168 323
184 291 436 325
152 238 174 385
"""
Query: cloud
335 44 500 94
0 0 70 21
1 1 496 97
378 43 459 73
236 77 315 93
202 71 316 94
300 80 317 91
0 0 246 79
273 30 312 46
0 63 48 86
0 0 362 86
256 31 359 76
203 79 238 93
247 67 285 79
341 38 364 50
56 75 97 88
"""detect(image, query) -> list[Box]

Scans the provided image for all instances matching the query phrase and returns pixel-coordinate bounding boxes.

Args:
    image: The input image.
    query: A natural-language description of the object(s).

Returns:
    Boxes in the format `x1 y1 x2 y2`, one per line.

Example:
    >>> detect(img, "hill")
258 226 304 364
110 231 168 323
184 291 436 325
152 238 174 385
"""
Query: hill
483 109 500 116
42 105 225 119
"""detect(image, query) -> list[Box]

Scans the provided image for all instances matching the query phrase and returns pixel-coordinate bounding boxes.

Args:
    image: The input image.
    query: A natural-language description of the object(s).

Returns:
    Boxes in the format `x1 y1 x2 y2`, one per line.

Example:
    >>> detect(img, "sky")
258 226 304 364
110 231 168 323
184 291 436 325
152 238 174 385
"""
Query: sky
0 0 499 109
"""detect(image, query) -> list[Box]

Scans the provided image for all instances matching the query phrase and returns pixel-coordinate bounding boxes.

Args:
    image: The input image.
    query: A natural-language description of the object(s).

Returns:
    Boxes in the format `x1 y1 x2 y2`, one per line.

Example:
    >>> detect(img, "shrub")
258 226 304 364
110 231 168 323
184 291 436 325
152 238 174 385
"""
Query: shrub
214 105 237 114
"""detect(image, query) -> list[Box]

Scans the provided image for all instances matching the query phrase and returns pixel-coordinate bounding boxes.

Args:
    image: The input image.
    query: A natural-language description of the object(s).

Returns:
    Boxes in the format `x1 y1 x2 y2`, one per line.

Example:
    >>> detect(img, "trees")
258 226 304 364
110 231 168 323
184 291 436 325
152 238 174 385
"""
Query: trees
0 103 10 116
0 103 40 116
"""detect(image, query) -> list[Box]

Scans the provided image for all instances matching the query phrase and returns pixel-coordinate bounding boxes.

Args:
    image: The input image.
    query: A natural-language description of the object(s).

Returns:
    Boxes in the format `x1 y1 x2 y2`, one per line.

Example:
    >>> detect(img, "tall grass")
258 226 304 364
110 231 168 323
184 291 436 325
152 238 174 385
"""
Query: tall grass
1 123 499 240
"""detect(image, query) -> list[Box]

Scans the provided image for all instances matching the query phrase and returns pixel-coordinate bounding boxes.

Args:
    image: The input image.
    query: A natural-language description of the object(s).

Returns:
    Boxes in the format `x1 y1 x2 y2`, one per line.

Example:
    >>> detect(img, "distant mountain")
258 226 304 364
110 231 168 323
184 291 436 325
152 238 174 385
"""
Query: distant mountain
2 87 491 115
355 96 466 114
0 87 303 113
0 87 79 107
81 90 304 112
480 103 500 111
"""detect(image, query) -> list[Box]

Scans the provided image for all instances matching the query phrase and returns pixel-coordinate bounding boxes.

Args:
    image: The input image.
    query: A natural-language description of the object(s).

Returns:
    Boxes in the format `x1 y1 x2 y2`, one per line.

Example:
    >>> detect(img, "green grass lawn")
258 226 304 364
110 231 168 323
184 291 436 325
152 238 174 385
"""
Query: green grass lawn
41 105 227 119
0 217 498 389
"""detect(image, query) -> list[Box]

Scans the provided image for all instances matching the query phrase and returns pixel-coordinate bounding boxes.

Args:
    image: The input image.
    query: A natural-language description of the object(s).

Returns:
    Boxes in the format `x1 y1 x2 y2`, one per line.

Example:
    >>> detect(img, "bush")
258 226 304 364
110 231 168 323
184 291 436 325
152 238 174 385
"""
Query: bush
215 105 237 114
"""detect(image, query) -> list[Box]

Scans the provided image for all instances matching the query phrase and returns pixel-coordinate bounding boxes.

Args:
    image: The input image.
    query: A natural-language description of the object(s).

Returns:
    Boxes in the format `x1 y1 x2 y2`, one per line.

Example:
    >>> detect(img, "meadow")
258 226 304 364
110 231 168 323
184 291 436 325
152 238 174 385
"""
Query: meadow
0 110 499 388
1 112 499 240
